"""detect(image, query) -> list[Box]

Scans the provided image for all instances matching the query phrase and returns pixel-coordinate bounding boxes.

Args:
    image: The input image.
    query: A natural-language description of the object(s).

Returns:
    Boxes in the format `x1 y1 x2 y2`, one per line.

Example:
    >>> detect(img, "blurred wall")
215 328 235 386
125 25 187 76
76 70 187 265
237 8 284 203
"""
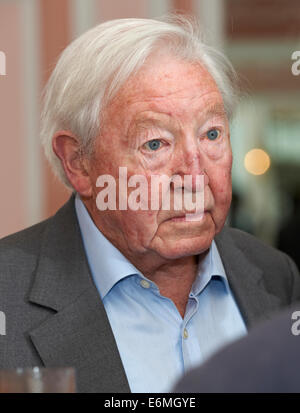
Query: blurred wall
0 0 220 238
0 0 300 245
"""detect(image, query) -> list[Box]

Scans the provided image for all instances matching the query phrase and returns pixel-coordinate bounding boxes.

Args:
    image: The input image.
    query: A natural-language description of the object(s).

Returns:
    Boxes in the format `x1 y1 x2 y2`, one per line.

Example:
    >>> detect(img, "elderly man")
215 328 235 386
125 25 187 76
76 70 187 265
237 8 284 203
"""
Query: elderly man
0 16 299 393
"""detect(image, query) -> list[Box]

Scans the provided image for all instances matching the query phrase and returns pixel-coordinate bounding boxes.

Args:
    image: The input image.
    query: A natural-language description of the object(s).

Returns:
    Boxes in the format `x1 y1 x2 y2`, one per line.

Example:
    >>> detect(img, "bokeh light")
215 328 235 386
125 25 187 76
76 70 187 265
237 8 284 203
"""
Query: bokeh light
244 149 271 176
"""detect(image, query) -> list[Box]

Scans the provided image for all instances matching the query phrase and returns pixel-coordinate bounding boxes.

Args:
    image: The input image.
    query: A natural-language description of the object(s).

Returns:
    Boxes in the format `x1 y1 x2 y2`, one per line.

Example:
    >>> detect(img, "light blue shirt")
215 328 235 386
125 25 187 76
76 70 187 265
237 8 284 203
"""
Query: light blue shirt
75 196 247 393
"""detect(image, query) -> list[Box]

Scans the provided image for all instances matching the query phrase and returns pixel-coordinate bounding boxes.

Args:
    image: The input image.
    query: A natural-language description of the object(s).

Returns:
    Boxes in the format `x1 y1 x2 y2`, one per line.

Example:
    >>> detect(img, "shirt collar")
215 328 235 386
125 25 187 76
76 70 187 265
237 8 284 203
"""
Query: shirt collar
192 240 229 296
75 195 142 299
75 195 229 299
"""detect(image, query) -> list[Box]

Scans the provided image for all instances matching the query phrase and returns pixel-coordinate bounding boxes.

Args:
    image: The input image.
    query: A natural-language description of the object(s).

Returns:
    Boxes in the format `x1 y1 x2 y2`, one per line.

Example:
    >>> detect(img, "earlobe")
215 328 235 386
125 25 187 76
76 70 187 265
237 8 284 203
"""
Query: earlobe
52 131 93 197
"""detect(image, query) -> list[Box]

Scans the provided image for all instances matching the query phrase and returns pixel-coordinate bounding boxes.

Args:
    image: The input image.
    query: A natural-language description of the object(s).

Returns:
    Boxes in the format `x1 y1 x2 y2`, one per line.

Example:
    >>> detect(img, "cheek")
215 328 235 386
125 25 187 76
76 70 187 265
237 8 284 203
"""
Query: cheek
118 209 161 250
200 133 231 161
208 165 232 233
208 157 232 206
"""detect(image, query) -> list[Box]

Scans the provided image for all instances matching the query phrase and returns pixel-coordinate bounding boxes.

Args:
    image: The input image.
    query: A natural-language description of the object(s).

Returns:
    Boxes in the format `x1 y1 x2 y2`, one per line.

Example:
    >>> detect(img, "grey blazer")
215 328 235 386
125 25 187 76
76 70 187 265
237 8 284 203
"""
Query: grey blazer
0 195 299 392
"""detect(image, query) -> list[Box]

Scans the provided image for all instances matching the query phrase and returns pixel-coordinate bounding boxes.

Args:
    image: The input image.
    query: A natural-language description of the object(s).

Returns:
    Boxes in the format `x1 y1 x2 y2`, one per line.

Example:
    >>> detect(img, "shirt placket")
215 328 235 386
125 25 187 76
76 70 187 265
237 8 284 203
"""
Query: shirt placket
181 293 203 372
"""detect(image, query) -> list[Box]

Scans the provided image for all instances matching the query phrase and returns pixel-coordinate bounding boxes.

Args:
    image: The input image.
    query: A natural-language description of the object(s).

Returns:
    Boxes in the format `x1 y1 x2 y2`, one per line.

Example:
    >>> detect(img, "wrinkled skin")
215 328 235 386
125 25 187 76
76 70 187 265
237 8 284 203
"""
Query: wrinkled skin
54 52 232 316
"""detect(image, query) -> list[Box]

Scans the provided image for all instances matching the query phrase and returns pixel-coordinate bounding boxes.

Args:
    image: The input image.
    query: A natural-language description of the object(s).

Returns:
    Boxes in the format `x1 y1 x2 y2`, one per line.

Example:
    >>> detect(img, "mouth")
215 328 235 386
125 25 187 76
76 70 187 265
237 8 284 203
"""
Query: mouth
168 211 206 222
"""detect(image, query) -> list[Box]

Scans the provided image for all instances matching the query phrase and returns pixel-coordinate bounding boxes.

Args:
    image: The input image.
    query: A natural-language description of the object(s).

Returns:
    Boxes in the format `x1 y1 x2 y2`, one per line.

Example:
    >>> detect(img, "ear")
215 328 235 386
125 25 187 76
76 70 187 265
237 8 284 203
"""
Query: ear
52 131 92 197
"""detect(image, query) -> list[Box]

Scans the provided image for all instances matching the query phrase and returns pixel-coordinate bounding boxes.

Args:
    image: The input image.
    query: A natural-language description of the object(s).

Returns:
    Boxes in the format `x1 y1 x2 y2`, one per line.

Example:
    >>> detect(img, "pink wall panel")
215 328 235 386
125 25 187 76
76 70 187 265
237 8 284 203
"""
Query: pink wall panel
40 0 72 219
97 0 148 21
172 0 195 15
0 2 26 238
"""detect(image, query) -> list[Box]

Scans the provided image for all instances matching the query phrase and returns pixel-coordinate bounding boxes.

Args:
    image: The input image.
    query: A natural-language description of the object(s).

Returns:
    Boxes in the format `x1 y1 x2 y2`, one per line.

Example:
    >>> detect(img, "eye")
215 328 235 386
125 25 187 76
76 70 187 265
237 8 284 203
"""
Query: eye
144 139 162 151
206 129 220 141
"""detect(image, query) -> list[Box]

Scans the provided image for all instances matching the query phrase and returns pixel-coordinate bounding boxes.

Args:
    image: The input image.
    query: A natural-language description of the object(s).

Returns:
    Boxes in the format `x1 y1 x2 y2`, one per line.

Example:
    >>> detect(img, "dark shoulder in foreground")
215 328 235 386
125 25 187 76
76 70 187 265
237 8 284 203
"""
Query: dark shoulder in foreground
173 302 300 392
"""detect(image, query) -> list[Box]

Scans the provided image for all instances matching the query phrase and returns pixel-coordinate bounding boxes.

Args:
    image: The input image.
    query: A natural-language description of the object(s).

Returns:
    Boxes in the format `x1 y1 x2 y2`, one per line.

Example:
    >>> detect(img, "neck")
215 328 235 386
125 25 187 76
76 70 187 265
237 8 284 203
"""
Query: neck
122 248 208 319
144 254 202 318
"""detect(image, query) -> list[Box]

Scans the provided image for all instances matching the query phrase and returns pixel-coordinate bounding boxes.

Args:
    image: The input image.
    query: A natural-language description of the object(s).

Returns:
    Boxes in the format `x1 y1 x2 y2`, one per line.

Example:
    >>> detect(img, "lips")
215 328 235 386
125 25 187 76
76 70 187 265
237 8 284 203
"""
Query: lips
169 215 187 222
168 210 206 222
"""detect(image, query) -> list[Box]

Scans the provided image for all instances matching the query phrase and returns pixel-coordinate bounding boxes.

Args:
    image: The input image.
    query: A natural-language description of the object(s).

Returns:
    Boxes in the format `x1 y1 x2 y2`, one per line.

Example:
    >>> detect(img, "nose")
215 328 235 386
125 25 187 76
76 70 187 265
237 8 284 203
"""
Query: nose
172 136 209 192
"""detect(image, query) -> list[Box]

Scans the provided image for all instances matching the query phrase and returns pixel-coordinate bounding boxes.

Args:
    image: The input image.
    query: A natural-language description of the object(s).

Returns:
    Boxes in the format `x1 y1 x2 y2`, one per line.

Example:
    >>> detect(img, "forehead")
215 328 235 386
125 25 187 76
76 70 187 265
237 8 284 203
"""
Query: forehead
103 54 226 130
119 54 222 106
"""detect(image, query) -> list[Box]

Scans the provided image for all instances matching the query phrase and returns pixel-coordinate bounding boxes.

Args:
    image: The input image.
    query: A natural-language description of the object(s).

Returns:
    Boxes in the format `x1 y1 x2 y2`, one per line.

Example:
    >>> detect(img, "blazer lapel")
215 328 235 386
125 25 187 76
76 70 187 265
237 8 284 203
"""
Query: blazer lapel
28 195 130 393
215 227 281 329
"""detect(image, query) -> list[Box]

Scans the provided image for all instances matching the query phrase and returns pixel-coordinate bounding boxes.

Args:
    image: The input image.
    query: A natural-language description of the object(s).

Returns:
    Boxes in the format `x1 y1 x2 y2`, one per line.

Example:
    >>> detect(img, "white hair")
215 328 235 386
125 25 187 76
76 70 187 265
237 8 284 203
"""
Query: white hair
41 14 239 188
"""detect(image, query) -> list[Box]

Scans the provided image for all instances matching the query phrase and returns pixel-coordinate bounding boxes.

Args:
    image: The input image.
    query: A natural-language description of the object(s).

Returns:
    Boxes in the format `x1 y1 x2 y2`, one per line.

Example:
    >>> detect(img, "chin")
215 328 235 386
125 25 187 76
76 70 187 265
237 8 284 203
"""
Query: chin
155 234 215 260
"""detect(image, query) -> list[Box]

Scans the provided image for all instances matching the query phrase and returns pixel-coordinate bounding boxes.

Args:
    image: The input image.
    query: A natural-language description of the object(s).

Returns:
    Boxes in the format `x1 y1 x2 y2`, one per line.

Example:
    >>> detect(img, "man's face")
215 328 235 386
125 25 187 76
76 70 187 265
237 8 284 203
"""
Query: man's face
87 53 232 261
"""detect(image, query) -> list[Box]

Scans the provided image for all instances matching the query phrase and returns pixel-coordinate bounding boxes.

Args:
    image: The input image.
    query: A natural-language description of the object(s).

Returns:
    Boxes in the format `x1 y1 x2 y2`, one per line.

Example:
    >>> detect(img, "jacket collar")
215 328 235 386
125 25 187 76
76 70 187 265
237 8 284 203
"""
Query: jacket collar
215 227 281 328
28 194 130 392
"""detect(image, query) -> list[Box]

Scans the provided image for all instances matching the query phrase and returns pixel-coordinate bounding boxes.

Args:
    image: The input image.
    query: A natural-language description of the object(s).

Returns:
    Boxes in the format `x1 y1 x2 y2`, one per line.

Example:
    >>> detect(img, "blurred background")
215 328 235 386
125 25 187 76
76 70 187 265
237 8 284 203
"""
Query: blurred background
0 0 300 266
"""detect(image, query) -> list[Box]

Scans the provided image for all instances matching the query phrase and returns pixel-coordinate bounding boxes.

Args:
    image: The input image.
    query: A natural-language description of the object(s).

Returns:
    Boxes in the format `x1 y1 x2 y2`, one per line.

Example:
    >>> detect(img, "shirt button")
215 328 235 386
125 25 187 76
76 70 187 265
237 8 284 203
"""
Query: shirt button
140 279 150 289
183 328 188 339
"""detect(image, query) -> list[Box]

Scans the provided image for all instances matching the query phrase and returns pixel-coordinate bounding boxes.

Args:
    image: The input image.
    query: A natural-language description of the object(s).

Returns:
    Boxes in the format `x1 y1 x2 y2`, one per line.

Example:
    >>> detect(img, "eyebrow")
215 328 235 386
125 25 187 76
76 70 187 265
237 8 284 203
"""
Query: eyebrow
203 103 226 118
131 102 227 133
133 113 173 129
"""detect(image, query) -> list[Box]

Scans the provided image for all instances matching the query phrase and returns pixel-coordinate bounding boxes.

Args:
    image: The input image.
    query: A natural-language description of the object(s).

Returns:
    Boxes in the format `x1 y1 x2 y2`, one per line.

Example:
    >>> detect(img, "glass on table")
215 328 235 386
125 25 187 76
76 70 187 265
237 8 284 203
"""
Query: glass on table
0 367 76 393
